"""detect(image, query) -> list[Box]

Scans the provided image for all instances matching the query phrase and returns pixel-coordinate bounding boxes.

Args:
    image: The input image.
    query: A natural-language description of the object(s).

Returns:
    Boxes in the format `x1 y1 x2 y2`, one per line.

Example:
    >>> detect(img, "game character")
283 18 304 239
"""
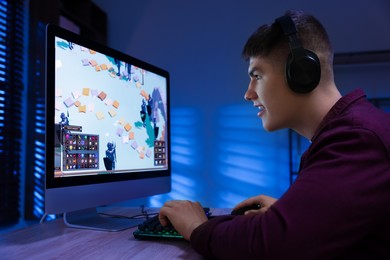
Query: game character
105 141 116 170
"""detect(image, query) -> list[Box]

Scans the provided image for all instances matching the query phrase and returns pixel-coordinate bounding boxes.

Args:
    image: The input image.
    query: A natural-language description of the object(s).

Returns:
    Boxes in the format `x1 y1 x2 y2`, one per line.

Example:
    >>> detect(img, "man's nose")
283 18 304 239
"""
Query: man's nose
244 83 258 101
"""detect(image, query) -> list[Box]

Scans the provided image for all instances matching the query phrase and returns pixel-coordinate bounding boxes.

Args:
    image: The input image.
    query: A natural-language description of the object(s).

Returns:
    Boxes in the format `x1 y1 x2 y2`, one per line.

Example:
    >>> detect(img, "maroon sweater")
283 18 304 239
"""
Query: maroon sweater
191 89 390 259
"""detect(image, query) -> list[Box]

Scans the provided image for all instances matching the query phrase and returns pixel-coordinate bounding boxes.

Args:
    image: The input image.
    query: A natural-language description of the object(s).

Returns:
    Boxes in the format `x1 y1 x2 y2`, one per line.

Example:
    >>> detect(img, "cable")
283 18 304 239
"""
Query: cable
98 205 158 220
39 213 47 224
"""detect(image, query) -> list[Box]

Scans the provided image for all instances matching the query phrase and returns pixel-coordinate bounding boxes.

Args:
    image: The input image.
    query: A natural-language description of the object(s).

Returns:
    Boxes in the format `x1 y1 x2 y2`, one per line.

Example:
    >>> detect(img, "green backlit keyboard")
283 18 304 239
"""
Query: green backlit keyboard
133 208 211 240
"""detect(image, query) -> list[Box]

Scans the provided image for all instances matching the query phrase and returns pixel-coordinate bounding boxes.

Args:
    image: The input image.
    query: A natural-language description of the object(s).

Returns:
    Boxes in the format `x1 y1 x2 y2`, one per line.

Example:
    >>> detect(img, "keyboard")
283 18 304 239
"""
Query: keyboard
133 208 211 240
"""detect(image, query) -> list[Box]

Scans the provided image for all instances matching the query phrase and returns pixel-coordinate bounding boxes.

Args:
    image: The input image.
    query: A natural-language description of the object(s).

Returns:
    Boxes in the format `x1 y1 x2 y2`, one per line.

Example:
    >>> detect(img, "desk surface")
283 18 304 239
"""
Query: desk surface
0 207 230 259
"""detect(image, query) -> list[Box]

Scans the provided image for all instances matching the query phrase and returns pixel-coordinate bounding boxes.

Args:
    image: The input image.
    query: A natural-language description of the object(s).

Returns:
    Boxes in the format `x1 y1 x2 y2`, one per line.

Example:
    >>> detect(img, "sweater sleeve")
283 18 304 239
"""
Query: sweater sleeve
190 215 236 259
190 127 390 259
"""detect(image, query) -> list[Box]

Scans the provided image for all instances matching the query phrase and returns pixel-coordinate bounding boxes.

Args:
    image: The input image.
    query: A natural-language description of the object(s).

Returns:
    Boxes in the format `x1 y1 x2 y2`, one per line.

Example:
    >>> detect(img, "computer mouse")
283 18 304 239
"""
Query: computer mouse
231 204 262 215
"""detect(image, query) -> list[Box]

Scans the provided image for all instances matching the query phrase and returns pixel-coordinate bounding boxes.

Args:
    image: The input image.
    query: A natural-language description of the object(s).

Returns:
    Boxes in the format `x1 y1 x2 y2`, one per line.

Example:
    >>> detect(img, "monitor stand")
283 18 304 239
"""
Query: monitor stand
63 208 144 231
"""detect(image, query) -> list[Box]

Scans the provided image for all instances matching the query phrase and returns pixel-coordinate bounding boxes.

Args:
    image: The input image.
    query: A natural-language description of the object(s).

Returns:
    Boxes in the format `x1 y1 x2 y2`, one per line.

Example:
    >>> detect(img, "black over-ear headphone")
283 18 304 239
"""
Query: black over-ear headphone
275 15 321 93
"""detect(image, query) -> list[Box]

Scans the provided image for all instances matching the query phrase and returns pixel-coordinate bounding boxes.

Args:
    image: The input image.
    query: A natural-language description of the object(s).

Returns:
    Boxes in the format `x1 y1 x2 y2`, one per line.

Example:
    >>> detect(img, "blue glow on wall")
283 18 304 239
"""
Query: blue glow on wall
210 103 290 207
146 103 290 208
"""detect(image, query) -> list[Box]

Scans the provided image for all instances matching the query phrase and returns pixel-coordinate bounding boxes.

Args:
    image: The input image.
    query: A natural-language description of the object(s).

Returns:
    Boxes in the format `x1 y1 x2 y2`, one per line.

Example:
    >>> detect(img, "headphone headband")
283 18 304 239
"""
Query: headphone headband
275 16 297 36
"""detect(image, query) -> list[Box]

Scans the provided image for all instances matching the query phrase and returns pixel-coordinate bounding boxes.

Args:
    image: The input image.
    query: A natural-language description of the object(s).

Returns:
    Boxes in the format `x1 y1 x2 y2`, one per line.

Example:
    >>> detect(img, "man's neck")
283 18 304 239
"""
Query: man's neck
292 83 341 140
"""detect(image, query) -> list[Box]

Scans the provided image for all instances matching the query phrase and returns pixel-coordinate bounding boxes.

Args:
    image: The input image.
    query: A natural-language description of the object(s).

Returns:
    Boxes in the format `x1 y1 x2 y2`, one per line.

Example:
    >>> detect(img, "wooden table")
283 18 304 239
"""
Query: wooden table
0 207 230 259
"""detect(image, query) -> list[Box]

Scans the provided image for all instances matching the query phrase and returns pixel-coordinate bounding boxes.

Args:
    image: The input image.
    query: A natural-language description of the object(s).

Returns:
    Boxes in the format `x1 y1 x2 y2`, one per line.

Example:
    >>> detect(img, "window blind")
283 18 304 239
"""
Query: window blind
0 0 25 226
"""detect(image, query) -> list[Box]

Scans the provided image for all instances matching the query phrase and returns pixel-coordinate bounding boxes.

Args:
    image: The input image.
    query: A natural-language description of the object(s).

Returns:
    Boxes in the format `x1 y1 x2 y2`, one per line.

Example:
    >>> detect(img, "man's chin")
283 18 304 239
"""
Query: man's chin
262 121 282 132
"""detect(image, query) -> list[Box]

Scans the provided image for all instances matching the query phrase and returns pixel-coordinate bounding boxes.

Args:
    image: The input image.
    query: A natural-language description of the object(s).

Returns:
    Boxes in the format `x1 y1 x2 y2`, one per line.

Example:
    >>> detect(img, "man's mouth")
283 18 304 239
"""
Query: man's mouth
255 105 265 117
257 105 265 112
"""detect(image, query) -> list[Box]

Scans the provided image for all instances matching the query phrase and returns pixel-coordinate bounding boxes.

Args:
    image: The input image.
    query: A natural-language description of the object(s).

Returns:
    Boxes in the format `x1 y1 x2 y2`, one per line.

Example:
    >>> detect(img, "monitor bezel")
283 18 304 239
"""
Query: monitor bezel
45 24 171 190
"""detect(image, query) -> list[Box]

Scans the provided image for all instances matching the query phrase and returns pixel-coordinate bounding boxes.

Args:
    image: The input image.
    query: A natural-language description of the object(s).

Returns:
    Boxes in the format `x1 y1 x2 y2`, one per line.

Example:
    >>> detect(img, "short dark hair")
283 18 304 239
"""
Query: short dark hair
242 10 334 78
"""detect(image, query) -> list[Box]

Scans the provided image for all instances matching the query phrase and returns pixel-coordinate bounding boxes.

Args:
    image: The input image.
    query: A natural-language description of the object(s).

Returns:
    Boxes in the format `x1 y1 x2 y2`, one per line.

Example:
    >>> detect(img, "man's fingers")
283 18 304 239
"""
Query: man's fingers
158 207 173 226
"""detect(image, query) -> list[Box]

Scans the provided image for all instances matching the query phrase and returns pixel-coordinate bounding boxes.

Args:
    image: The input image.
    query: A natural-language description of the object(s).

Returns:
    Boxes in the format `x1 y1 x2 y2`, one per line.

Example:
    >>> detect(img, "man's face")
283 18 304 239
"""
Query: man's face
244 56 301 131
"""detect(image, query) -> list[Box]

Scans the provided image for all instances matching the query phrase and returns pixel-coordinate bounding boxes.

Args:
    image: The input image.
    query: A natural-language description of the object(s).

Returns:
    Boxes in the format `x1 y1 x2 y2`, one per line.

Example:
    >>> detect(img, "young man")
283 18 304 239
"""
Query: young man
159 10 390 259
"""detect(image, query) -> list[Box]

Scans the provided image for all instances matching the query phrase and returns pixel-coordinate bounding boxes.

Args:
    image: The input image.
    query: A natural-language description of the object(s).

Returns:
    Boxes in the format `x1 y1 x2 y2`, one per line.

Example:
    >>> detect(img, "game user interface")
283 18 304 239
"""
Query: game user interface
53 37 168 178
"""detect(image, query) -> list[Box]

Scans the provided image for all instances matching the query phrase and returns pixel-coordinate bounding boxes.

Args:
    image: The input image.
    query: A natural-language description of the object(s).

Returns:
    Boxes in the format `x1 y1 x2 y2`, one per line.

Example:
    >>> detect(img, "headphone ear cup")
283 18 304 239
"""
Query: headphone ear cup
286 49 321 93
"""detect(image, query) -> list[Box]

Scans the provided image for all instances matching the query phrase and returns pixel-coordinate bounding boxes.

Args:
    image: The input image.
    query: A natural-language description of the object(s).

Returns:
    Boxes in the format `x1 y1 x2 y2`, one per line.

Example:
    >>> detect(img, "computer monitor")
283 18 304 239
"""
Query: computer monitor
45 24 171 231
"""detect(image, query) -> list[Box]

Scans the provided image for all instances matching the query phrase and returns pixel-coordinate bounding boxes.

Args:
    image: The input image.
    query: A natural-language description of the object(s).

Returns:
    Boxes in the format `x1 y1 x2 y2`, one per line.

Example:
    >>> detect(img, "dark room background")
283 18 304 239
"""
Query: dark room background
90 0 390 207
1 0 390 231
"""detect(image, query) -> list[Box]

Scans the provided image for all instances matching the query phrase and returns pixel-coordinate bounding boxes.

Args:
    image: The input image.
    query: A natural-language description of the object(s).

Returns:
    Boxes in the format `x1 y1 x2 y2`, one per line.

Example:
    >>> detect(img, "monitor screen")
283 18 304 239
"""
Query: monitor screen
45 24 171 231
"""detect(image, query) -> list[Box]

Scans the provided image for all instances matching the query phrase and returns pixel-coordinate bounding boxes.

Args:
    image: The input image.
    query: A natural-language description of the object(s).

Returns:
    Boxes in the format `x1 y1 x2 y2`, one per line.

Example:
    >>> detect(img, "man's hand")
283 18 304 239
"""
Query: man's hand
233 194 277 215
159 200 208 241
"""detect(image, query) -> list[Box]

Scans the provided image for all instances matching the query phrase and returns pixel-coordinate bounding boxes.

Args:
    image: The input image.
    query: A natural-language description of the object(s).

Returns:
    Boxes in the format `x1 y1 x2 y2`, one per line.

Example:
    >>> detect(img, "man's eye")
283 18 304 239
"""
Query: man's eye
249 71 262 80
